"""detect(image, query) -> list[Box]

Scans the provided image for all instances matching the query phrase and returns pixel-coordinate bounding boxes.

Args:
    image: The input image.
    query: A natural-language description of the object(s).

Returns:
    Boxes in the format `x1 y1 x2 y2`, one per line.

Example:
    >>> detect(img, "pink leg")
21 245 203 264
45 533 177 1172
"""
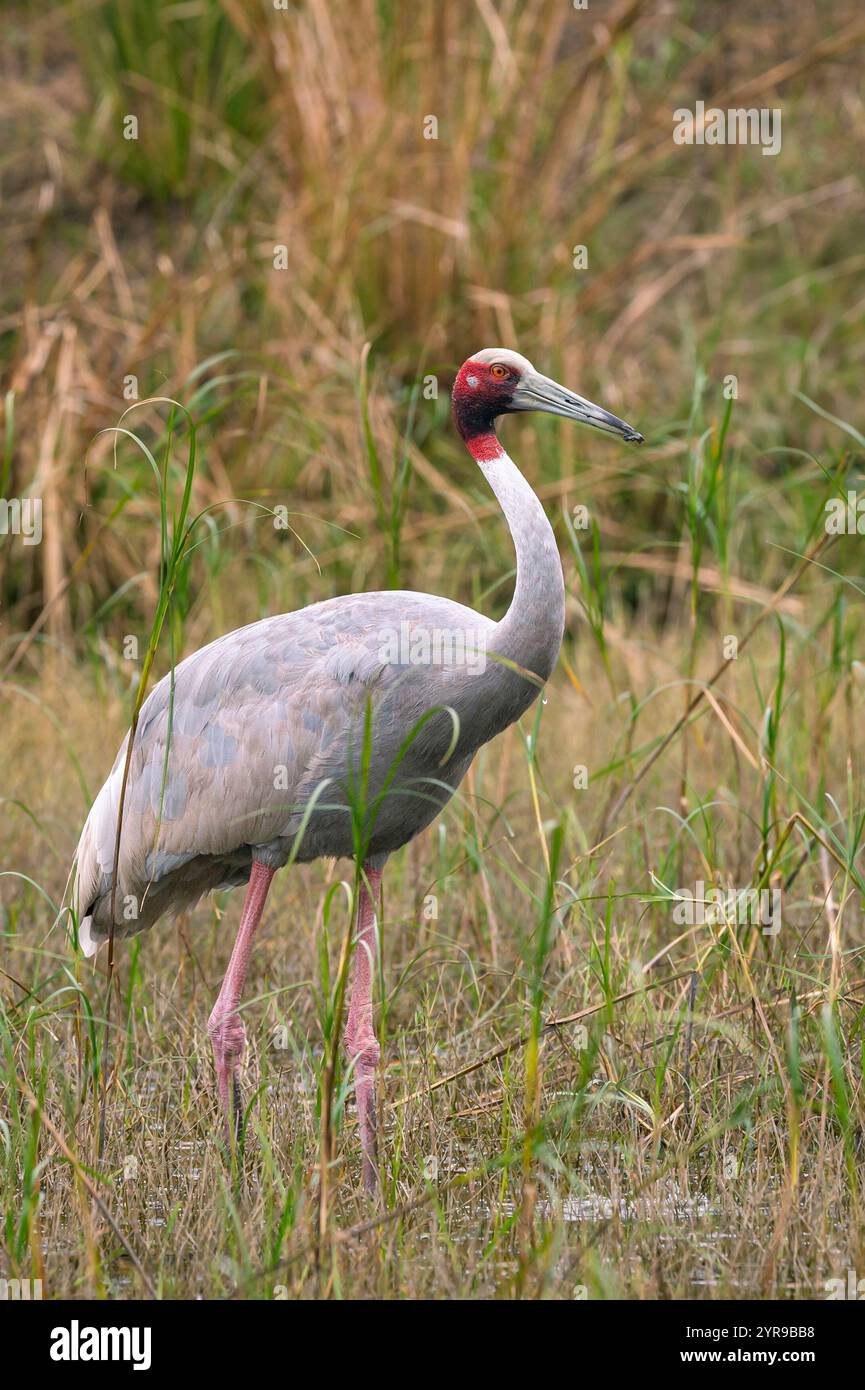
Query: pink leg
344 862 383 1195
207 859 275 1144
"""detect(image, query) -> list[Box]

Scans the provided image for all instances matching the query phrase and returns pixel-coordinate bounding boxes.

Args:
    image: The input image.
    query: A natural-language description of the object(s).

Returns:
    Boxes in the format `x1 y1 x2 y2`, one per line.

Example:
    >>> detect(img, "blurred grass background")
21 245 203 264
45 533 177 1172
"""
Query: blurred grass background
3 0 864 649
2 0 865 1300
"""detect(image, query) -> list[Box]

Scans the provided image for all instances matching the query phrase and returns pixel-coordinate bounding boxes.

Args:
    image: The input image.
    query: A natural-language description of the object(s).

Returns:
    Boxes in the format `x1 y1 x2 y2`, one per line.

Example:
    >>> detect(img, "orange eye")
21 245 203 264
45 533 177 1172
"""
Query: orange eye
490 364 509 379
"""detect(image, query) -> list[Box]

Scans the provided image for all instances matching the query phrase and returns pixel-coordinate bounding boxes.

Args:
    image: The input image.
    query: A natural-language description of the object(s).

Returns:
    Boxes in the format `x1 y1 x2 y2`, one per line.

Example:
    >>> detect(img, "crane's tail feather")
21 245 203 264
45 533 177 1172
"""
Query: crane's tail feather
70 818 104 958
69 768 121 958
76 913 101 959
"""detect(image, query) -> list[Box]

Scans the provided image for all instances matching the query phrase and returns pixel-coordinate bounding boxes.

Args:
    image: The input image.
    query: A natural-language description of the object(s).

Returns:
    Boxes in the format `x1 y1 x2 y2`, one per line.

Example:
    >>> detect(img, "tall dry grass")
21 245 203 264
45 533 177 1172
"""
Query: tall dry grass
4 1 864 640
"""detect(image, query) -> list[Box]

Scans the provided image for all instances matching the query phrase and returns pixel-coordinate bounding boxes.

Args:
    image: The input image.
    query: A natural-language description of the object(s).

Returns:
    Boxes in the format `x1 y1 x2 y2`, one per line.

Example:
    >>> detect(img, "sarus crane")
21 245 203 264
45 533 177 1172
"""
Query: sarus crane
71 349 642 1193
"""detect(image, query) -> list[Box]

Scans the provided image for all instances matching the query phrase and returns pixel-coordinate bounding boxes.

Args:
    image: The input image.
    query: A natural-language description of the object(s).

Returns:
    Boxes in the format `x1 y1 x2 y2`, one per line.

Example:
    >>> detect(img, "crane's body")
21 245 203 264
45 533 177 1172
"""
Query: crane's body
76 592 502 953
71 348 641 1192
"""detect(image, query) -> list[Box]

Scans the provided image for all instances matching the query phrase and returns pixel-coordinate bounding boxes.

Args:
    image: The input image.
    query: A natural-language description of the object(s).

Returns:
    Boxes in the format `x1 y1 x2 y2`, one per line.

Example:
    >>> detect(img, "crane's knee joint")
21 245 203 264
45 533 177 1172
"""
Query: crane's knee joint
208 1008 246 1061
344 1029 380 1071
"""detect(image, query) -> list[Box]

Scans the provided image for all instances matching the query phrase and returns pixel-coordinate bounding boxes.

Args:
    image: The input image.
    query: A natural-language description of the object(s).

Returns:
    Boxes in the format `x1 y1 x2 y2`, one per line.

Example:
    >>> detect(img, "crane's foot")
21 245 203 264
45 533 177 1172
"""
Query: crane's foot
346 1032 380 1196
208 1007 247 1148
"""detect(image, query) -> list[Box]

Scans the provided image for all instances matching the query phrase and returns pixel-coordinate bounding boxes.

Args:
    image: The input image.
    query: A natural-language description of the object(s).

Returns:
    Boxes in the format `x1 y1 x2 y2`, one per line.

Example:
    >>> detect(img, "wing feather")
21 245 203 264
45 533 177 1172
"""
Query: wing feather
71 592 493 952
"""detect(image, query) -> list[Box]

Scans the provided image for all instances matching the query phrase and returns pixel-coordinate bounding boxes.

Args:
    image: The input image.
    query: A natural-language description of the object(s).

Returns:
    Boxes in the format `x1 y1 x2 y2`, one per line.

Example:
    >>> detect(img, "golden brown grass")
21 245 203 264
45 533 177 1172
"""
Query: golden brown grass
4 591 865 1298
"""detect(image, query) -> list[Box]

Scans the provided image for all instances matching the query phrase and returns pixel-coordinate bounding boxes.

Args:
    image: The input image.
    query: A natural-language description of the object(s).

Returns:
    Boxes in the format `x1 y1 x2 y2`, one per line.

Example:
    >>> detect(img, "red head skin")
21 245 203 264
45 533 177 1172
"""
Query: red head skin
452 359 522 462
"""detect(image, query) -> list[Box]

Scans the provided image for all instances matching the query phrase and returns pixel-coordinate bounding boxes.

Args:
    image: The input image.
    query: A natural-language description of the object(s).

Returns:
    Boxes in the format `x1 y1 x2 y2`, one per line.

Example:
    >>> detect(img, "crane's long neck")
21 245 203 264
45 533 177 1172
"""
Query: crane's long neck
467 430 565 686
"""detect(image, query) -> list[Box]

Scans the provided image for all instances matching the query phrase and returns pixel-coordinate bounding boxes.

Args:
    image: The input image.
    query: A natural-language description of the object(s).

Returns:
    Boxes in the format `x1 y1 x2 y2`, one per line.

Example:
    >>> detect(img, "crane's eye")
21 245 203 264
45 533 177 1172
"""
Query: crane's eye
490 363 510 379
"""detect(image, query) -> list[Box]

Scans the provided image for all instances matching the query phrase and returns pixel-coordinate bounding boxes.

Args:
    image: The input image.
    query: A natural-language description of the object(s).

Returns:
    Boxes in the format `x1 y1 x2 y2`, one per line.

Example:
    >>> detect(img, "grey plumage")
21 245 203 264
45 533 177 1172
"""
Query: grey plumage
71 348 641 962
73 592 510 953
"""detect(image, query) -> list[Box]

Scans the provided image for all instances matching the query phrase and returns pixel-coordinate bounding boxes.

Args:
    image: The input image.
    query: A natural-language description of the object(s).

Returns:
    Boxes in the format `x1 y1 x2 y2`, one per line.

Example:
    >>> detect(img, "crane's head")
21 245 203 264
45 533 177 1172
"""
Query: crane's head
452 348 643 446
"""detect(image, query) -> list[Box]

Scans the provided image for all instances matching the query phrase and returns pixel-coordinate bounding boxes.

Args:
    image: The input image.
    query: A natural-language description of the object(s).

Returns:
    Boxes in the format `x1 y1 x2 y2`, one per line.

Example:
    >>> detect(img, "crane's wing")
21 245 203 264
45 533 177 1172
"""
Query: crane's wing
71 592 493 955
